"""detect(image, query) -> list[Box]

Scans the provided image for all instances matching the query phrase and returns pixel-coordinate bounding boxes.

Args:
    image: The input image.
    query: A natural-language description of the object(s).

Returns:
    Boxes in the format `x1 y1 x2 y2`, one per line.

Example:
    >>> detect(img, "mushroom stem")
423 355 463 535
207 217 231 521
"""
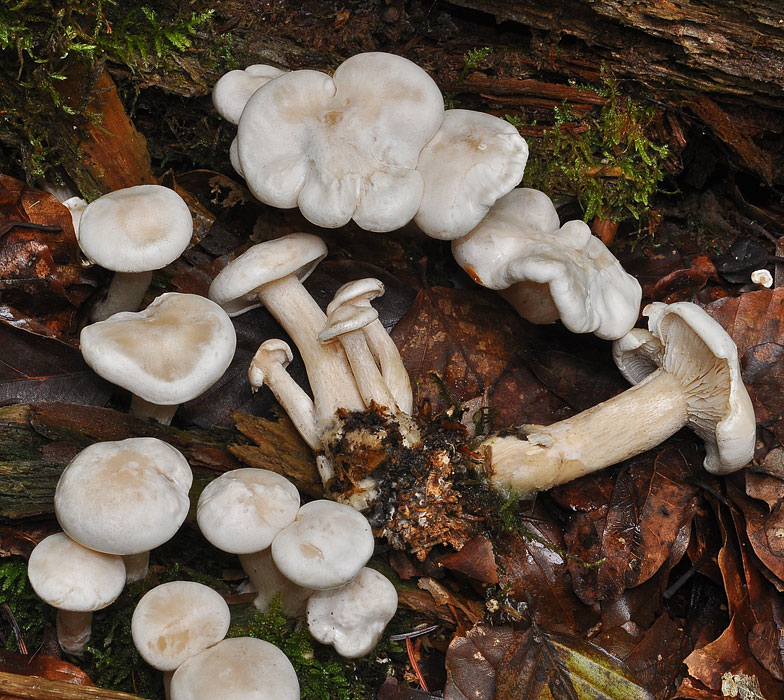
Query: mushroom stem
249 347 320 450
483 368 689 494
90 270 154 322
122 552 150 582
360 319 412 414
335 330 398 410
56 609 93 655
256 275 363 426
129 395 179 426
238 549 313 618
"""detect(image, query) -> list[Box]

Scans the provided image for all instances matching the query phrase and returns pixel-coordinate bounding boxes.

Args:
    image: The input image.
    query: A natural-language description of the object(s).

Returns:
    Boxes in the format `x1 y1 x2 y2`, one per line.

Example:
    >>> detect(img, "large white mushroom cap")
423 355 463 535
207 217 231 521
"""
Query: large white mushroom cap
131 581 231 672
28 533 126 612
213 64 286 125
169 637 299 700
613 301 756 474
451 188 642 340
306 567 398 658
77 185 193 273
235 52 444 232
271 499 374 590
197 468 301 554
80 292 237 405
54 437 192 556
415 109 529 240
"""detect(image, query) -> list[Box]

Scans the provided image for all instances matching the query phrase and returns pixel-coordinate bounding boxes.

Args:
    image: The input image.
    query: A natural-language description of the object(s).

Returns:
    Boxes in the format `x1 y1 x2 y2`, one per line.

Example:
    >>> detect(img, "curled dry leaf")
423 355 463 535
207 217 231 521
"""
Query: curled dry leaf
549 440 701 605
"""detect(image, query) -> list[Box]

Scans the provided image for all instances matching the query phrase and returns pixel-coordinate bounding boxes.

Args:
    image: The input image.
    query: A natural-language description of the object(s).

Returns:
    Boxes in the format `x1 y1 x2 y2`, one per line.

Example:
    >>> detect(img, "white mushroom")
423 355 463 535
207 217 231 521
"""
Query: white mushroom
451 188 642 340
234 52 444 232
197 468 305 608
482 301 757 494
271 499 374 590
208 233 363 426
54 438 193 581
80 292 237 424
238 547 313 618
27 533 126 654
77 185 193 321
131 581 230 693
306 567 398 658
326 279 413 414
169 637 299 700
319 303 398 411
249 340 319 450
414 109 529 240
212 64 286 125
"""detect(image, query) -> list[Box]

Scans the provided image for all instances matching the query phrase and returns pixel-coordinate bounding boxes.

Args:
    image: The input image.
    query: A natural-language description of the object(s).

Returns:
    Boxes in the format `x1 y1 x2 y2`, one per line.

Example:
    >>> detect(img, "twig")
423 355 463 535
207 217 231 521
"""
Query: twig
0 670 146 699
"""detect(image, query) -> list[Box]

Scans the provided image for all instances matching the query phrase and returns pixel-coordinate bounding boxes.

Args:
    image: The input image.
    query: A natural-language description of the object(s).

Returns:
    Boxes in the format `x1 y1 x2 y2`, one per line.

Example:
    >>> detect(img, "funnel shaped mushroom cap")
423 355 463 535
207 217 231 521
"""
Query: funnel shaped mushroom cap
613 301 756 474
271 499 374 590
80 292 237 405
452 188 641 339
235 52 444 232
131 581 231 671
170 637 299 700
319 304 378 343
213 64 286 125
327 278 384 314
197 468 300 554
307 567 398 658
415 109 529 240
55 438 192 555
208 233 327 317
78 185 193 272
28 533 126 612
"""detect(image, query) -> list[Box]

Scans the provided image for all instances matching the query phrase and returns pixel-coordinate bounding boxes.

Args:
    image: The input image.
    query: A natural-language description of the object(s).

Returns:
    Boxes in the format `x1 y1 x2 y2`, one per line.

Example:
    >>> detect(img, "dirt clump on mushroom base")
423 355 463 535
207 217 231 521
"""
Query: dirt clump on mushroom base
321 405 479 560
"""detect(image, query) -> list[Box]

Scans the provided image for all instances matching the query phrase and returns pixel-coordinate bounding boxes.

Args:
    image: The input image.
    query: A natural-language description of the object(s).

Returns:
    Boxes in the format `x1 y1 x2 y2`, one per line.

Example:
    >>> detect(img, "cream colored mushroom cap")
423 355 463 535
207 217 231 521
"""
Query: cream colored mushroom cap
306 567 398 658
197 468 300 554
326 278 384 315
415 109 529 240
235 52 444 232
213 65 286 125
612 301 756 474
28 533 126 612
80 292 237 405
208 233 327 317
318 304 378 343
55 438 192 555
452 188 642 339
131 581 231 671
169 637 299 700
271 499 374 590
78 185 193 273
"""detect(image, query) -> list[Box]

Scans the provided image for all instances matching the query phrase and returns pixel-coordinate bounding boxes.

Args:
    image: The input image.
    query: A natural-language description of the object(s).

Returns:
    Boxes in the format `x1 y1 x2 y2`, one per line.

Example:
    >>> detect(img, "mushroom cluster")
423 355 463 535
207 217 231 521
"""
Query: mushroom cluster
27 48 759 696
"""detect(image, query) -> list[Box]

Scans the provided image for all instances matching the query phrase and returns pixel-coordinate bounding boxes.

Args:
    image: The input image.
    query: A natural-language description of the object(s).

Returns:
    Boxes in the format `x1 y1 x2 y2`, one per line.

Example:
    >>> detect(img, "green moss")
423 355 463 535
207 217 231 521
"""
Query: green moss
0 558 47 651
0 0 223 183
230 596 396 700
520 75 669 227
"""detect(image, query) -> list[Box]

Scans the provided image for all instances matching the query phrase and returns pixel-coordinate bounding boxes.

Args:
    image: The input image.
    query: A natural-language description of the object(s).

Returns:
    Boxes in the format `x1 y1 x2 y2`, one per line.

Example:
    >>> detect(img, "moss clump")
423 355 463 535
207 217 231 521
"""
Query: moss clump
519 76 669 227
0 558 46 651
0 0 220 183
230 596 391 700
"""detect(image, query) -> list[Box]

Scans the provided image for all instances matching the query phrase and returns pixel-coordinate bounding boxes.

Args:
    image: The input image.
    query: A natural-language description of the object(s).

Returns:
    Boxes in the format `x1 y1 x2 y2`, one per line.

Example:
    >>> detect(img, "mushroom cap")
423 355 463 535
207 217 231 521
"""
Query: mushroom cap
306 567 397 658
169 637 299 700
318 304 378 344
326 278 384 314
54 437 192 555
213 65 286 125
78 185 193 273
131 581 231 672
28 533 126 612
235 52 444 232
451 188 642 340
197 468 300 554
248 339 295 390
208 233 327 317
612 301 756 474
80 292 237 406
414 109 529 240
271 499 374 590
